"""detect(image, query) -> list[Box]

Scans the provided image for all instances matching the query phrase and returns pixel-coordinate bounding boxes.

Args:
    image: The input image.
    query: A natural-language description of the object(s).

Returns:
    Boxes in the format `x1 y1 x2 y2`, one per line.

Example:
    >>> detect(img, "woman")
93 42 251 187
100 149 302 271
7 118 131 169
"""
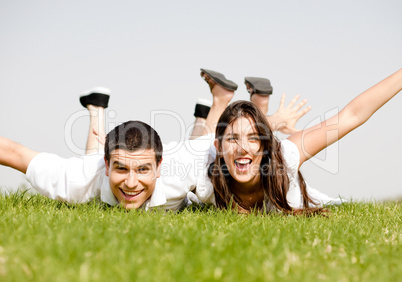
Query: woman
209 101 319 213
207 69 402 213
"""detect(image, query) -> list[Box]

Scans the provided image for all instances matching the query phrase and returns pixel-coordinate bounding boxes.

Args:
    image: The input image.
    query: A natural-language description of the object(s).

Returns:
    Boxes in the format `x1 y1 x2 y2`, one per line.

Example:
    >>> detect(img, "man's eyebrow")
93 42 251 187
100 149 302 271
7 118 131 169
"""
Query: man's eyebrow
112 161 126 167
112 161 154 168
138 163 153 168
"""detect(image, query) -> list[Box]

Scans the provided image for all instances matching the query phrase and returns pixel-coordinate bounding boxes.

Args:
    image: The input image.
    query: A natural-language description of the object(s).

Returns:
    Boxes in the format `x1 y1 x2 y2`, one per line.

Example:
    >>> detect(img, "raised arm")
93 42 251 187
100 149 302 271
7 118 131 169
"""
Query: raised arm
288 69 402 167
0 136 39 173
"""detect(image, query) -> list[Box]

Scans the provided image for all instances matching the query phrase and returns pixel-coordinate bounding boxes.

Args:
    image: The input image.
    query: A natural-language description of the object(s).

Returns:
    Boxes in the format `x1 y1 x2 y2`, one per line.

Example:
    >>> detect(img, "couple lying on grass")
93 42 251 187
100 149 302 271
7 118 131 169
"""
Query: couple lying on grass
1 68 401 214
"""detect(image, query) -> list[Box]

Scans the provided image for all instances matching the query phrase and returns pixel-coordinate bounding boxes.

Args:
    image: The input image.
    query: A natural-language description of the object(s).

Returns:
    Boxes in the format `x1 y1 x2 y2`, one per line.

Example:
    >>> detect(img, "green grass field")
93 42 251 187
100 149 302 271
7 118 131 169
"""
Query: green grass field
0 193 401 282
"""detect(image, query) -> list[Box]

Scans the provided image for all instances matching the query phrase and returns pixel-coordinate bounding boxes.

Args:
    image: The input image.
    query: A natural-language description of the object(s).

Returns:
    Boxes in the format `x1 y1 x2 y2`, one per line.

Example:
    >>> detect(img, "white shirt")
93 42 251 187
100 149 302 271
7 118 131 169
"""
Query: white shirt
26 134 215 210
26 135 342 210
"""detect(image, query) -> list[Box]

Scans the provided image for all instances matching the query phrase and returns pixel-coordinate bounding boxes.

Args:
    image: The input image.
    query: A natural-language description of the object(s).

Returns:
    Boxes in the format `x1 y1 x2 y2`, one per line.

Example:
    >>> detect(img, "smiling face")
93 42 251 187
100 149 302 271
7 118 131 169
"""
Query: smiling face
105 148 161 209
218 116 263 189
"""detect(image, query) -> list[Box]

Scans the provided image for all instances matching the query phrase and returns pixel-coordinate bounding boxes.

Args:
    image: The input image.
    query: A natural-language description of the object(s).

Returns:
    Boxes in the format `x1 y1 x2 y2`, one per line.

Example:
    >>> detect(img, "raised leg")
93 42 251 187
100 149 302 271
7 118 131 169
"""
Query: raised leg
190 99 212 140
85 105 106 154
197 71 235 137
250 94 270 115
190 117 207 139
79 87 110 154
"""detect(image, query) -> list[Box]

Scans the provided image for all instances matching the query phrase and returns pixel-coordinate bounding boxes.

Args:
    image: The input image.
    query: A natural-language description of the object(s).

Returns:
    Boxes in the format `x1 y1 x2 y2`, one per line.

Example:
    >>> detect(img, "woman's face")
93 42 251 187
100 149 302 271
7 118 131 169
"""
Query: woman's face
219 116 263 188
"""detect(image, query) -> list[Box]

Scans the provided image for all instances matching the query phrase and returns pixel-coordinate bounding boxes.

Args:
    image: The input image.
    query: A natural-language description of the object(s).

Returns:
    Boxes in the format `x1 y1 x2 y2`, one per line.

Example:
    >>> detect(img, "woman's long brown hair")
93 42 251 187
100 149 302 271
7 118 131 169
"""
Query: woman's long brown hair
208 101 322 215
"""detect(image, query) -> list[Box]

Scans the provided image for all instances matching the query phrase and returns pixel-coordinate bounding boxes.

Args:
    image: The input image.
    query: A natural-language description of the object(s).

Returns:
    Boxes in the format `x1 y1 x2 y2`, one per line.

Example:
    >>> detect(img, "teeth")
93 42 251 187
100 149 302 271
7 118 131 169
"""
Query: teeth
123 190 141 196
235 159 251 165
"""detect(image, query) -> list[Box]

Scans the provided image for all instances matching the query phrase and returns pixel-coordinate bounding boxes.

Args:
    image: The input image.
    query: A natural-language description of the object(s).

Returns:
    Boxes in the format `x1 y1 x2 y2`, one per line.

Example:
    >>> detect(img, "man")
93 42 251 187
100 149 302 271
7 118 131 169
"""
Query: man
0 121 161 209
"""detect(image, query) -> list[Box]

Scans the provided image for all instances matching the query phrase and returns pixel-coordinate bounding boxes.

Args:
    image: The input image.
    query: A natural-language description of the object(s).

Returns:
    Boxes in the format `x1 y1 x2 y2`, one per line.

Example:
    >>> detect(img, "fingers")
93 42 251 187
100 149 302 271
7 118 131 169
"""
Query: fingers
279 93 286 108
286 94 300 109
92 127 99 136
286 95 310 114
296 105 312 119
293 98 308 112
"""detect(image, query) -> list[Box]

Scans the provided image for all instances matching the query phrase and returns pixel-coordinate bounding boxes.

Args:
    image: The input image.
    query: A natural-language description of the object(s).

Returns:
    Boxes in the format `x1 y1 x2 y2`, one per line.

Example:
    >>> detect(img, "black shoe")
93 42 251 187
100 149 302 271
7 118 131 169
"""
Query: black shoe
194 98 212 118
80 87 111 108
200 69 238 91
244 77 273 96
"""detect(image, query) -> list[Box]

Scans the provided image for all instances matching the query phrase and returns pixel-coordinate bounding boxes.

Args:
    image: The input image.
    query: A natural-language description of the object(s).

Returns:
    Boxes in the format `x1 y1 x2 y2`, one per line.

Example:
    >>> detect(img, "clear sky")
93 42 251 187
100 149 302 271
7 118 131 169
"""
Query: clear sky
1 0 401 201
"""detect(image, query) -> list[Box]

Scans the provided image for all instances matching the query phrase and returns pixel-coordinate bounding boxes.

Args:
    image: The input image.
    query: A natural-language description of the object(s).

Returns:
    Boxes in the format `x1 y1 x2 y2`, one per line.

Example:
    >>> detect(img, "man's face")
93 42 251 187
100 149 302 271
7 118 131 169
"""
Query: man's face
105 148 161 209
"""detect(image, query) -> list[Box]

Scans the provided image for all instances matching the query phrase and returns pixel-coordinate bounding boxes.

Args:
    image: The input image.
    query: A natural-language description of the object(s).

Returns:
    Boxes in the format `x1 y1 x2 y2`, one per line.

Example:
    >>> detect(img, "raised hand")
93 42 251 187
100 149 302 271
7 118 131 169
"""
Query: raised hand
268 93 312 135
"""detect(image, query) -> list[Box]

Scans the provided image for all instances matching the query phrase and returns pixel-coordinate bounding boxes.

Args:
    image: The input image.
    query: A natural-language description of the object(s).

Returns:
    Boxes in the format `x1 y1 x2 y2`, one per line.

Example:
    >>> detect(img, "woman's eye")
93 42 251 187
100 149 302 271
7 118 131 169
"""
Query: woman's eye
249 137 260 141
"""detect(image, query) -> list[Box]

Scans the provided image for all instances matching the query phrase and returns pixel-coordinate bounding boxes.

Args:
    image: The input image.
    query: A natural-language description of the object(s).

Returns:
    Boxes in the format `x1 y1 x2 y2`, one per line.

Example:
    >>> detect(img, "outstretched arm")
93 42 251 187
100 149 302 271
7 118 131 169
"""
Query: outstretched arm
0 137 39 173
288 69 402 167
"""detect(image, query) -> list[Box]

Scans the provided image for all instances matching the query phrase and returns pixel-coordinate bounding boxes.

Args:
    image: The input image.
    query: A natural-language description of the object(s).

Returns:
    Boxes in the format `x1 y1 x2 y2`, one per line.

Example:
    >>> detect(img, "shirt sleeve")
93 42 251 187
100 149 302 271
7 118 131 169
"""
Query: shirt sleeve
280 139 300 175
26 153 105 203
280 139 303 208
281 139 345 207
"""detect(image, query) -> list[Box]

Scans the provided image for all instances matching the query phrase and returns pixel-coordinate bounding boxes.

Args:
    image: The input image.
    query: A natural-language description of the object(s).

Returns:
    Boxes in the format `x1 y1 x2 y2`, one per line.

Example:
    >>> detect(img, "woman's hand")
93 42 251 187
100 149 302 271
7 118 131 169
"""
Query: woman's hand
267 93 312 134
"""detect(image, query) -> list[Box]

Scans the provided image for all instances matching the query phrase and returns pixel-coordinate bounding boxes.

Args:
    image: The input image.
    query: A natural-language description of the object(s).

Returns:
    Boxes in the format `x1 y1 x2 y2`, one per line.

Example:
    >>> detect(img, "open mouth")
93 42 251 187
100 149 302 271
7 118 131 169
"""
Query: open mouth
234 158 252 172
120 189 143 199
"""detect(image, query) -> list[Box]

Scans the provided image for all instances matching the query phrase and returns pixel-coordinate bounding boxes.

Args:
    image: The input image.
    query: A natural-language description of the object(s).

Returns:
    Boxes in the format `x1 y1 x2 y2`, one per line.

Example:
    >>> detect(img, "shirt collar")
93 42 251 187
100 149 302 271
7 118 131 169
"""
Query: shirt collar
100 175 120 206
143 181 167 210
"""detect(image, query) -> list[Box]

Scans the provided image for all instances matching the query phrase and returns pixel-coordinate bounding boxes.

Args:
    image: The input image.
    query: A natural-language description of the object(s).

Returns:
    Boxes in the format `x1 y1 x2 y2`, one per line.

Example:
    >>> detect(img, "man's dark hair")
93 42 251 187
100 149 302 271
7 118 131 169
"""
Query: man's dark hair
104 121 163 164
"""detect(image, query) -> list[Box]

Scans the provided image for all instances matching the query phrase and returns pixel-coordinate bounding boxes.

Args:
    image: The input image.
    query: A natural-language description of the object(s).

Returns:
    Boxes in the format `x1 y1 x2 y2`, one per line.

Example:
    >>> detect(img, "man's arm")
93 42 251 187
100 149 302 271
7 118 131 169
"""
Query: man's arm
0 136 39 173
0 136 105 204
